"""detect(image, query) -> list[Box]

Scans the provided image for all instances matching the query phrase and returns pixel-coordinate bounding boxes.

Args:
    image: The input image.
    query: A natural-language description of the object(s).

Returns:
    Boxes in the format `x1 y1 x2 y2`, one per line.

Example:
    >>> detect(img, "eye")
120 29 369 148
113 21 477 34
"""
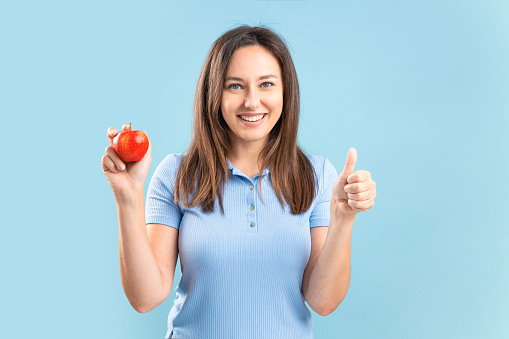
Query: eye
226 82 275 90
227 83 242 90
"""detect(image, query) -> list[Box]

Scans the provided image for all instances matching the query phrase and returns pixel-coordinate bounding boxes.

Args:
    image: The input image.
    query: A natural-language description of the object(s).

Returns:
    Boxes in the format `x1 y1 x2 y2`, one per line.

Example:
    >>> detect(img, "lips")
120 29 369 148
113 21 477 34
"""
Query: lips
239 113 266 121
237 113 267 126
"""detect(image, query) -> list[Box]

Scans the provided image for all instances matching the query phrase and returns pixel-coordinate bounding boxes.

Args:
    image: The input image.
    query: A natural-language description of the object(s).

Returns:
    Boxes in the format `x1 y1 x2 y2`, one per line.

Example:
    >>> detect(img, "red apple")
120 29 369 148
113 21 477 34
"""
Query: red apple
112 123 149 162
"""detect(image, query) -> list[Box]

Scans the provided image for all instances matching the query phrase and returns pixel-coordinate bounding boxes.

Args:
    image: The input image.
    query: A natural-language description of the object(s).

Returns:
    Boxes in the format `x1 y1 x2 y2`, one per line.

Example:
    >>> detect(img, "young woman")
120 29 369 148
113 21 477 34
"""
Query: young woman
102 25 376 339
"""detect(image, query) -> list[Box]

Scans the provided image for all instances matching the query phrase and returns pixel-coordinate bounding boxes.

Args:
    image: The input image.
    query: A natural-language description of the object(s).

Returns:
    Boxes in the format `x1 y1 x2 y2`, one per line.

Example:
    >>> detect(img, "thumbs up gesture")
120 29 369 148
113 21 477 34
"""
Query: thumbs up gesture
331 148 377 218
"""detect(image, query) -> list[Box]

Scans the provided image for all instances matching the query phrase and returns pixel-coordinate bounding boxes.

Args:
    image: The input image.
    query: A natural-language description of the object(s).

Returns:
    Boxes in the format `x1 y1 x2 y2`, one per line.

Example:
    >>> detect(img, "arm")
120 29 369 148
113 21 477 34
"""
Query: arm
304 214 355 316
305 148 376 315
103 125 178 313
116 187 170 313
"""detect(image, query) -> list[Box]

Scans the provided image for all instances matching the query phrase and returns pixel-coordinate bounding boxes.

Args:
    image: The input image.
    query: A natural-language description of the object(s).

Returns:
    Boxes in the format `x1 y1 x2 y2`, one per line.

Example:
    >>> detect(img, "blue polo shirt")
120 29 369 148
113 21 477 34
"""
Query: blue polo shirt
145 152 338 339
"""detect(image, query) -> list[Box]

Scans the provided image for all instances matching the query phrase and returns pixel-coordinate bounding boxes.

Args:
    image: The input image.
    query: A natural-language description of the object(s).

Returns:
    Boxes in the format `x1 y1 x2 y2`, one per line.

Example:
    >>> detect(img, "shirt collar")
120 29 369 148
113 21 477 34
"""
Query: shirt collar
226 158 270 177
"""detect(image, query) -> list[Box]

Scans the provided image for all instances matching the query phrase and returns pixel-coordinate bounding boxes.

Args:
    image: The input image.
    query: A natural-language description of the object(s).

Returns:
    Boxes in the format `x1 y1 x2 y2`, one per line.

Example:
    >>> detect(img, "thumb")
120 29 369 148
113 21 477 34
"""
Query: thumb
340 147 357 178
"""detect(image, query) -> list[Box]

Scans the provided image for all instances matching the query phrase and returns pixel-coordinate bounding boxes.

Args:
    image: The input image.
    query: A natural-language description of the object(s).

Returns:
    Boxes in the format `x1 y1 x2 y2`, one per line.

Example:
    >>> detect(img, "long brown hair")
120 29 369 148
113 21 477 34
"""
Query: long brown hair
174 25 317 215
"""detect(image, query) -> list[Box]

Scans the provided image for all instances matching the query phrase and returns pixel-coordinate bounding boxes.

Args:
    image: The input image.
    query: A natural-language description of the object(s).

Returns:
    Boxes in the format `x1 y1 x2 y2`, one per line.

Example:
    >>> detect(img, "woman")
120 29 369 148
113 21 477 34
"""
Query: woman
102 25 376 339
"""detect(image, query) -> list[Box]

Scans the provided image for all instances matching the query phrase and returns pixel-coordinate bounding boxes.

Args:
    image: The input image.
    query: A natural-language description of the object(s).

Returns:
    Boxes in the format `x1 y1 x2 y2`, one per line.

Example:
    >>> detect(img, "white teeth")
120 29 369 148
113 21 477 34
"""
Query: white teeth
240 114 264 122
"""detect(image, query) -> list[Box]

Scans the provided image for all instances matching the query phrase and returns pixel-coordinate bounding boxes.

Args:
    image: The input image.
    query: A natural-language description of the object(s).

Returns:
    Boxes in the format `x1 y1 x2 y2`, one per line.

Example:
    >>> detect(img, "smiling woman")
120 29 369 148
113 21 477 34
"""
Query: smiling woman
102 24 358 339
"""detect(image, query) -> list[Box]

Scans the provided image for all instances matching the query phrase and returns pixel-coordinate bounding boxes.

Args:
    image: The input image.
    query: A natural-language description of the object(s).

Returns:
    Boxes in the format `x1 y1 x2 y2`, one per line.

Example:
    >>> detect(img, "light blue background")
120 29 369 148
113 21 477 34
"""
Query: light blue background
1 0 508 338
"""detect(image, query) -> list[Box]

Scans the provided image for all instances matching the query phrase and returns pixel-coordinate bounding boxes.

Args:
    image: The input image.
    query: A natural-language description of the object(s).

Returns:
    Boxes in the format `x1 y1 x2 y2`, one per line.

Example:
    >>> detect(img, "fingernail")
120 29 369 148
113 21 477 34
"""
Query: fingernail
118 163 125 171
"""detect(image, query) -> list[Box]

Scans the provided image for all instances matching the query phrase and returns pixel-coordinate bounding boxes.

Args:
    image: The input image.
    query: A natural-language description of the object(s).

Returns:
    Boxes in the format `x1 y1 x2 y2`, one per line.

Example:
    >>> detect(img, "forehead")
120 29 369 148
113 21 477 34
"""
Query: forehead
225 45 281 79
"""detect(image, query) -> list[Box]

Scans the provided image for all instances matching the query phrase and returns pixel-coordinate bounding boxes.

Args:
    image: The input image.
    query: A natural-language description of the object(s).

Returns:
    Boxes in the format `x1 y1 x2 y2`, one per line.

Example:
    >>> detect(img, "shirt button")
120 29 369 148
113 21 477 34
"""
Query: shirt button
250 222 255 228
249 205 255 211
249 185 254 190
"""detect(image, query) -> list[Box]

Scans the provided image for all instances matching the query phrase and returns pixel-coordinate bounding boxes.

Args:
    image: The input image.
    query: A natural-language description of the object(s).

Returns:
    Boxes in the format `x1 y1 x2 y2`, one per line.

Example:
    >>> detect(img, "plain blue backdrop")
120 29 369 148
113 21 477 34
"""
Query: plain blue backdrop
1 0 508 338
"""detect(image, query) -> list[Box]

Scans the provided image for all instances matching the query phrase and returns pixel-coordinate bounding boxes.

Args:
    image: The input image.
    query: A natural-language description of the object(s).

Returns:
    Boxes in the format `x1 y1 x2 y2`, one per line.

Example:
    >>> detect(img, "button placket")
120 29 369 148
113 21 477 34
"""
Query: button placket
247 181 257 232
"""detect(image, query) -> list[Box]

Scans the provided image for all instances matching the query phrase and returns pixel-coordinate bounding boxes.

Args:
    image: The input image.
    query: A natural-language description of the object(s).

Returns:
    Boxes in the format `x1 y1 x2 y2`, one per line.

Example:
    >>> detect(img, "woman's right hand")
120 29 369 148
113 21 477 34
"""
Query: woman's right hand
101 124 152 197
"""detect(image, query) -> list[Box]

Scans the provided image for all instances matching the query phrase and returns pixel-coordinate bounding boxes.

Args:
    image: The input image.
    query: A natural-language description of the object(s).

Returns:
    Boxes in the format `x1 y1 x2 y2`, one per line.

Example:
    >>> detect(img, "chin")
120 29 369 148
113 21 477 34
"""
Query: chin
236 133 268 143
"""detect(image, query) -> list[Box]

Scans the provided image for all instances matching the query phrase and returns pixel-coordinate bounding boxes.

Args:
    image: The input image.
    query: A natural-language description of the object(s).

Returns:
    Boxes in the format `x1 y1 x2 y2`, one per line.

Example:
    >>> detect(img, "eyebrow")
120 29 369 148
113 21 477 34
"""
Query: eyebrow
224 75 278 82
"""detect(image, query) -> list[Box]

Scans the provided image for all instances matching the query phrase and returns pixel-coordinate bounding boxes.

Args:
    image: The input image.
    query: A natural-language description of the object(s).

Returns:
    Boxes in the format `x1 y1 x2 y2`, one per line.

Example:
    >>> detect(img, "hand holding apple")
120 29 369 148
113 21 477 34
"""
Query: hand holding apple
102 123 152 197
112 123 149 162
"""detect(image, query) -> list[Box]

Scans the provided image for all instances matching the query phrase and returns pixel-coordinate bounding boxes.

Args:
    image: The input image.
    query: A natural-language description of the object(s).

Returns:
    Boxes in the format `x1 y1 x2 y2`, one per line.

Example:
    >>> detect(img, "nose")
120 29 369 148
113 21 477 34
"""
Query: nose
244 88 259 109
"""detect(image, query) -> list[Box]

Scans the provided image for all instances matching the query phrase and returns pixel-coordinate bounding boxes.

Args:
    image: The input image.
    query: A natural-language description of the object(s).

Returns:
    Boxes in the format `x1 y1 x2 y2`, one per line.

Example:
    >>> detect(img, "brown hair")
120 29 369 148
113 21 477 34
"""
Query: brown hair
174 25 317 215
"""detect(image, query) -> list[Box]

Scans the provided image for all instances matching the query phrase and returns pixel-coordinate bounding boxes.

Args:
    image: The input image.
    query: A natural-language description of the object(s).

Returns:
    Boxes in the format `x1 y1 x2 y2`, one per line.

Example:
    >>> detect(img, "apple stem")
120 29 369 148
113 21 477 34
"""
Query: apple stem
129 123 132 131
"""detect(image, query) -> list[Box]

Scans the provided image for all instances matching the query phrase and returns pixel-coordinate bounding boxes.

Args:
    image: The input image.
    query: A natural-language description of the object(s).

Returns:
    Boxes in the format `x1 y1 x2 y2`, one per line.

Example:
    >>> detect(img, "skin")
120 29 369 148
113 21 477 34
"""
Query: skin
332 147 377 218
221 45 284 178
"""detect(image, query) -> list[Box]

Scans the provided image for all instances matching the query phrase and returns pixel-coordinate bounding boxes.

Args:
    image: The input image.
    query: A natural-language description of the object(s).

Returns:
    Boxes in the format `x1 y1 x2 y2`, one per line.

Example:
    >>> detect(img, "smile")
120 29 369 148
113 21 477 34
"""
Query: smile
237 113 268 126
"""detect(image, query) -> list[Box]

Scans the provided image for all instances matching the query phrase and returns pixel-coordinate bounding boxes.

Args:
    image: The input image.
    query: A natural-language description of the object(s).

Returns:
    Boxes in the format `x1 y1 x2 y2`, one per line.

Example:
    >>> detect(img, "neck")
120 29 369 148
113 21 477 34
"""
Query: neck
229 137 268 171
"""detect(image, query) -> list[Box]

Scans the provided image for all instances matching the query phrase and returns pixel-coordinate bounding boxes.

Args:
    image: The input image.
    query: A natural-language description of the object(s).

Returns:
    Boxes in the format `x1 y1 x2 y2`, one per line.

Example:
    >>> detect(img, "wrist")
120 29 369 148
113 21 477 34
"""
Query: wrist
114 184 145 204
330 210 356 230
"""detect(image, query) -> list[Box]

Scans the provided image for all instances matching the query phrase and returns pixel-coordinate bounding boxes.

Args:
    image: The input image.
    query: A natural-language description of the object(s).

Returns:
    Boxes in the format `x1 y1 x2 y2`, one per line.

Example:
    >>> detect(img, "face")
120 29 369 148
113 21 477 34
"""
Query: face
221 45 284 151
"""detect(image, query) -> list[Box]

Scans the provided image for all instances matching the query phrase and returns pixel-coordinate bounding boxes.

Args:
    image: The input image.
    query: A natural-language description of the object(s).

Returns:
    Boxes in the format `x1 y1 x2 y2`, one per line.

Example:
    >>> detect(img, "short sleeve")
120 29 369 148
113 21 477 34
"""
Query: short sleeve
145 154 183 229
309 157 338 228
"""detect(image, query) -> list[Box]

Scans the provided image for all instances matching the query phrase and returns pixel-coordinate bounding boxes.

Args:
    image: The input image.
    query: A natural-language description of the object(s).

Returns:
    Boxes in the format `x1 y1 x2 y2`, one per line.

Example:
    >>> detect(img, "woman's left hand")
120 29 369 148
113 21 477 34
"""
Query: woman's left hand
331 148 376 218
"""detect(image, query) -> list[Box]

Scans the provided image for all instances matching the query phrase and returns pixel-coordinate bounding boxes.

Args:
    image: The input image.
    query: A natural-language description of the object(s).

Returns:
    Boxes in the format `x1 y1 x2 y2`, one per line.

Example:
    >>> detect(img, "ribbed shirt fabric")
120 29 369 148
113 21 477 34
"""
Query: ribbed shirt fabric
145 152 338 339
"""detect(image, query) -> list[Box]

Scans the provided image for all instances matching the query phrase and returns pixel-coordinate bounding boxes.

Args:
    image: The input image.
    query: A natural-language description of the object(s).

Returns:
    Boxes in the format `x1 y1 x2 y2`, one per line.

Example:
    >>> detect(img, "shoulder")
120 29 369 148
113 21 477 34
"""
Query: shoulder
304 152 338 183
151 152 187 185
303 152 333 174
304 152 326 168
155 152 187 172
160 152 186 166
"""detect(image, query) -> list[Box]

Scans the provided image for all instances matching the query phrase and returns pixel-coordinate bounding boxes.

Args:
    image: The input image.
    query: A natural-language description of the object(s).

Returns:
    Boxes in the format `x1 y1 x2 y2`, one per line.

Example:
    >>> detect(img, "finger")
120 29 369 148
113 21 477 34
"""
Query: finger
344 180 374 194
347 170 371 184
348 197 375 211
102 154 117 173
347 187 377 201
108 124 132 145
107 127 118 146
105 146 126 171
340 147 357 177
